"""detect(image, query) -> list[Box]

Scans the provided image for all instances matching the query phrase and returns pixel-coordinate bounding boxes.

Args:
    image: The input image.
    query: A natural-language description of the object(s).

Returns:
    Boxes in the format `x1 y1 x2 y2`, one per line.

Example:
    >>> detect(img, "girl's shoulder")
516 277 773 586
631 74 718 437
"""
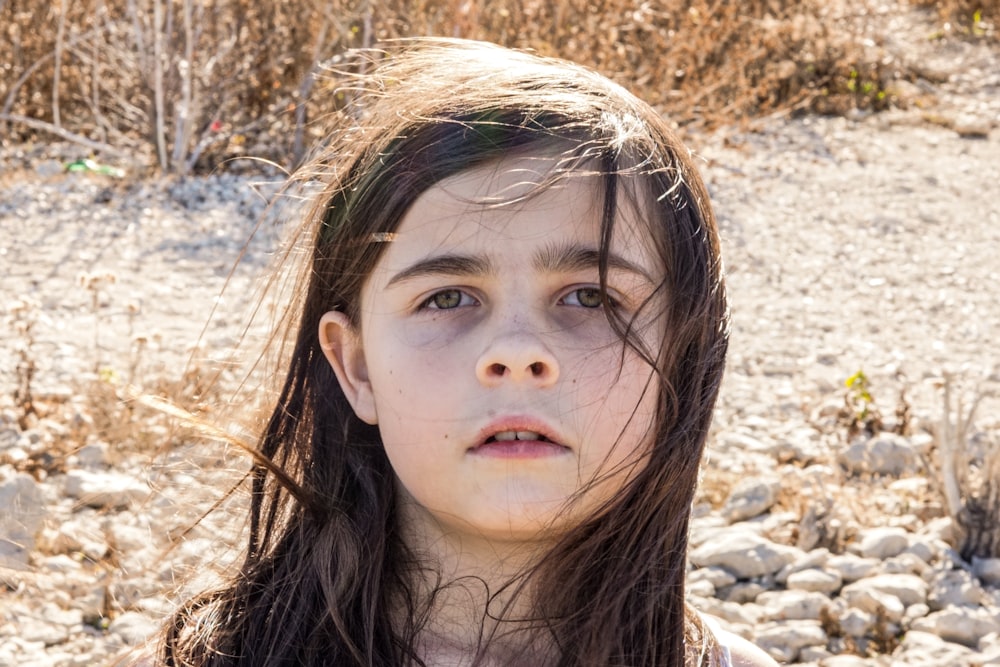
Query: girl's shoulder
714 628 779 667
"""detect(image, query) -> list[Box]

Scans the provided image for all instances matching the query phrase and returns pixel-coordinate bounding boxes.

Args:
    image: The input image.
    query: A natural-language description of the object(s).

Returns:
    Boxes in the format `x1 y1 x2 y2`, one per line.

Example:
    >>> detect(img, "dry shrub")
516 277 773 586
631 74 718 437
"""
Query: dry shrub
935 375 1000 560
0 0 915 172
912 0 1000 26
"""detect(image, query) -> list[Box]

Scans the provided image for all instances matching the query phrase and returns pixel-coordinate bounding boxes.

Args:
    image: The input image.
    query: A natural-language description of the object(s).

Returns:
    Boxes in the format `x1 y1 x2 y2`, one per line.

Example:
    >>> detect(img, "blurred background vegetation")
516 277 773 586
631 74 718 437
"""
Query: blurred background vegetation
1 0 996 173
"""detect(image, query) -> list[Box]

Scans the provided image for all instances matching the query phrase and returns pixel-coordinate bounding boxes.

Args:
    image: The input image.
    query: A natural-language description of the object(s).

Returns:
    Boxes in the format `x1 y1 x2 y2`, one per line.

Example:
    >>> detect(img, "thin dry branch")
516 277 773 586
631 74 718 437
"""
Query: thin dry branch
0 113 131 157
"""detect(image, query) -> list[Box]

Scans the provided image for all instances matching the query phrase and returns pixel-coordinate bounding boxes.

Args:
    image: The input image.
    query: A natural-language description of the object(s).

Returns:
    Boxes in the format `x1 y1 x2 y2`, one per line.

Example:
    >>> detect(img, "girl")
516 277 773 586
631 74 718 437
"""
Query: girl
154 39 776 667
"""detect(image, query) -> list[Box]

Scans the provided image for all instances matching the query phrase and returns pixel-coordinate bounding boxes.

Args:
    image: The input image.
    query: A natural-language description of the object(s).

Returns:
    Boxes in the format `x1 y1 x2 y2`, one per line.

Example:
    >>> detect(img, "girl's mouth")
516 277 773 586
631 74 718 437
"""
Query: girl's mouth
473 424 570 459
485 430 551 443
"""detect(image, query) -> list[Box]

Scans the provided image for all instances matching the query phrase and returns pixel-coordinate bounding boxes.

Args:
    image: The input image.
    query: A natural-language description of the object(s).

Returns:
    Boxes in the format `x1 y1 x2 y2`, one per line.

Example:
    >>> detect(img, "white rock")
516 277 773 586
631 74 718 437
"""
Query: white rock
0 471 46 567
109 577 163 612
903 539 936 564
35 512 107 557
692 597 767 626
62 469 150 509
756 589 831 621
108 611 160 645
881 552 929 577
840 585 906 624
838 434 923 476
689 530 803 579
688 578 715 598
842 573 928 607
786 567 842 594
891 630 975 666
755 619 828 662
718 581 766 603
910 605 1000 648
688 565 737 589
854 526 910 559
820 656 873 667
928 569 985 610
105 521 154 554
838 607 874 637
953 113 992 138
799 645 832 662
974 557 1000 586
902 602 930 628
75 441 111 468
777 548 831 583
39 554 83 573
19 617 71 646
722 477 780 522
979 632 1000 654
921 517 956 545
826 554 880 582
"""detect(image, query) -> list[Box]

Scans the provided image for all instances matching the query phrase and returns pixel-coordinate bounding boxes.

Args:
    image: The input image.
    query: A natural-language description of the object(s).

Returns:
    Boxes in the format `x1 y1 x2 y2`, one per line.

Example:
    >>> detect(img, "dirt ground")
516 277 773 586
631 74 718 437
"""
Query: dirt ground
1 1 999 664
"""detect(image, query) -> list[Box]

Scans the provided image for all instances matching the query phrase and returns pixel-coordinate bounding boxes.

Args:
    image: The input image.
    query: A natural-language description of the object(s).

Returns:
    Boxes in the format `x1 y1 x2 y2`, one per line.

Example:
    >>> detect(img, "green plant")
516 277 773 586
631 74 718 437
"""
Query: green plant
841 369 883 438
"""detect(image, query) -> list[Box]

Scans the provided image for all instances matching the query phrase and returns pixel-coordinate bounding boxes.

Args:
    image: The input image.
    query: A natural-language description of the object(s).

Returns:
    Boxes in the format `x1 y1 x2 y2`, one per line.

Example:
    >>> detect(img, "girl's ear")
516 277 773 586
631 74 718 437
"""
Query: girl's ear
318 311 378 425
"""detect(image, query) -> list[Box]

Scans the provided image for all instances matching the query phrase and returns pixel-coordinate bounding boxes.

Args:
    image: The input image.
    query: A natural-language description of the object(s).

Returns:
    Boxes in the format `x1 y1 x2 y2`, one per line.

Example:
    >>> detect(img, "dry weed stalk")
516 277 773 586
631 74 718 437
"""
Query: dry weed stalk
1 0 931 173
936 373 999 561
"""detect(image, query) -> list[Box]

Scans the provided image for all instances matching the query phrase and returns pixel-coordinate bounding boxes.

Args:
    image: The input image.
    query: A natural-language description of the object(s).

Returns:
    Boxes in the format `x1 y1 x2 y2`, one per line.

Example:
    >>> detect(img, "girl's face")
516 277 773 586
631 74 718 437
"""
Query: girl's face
320 155 665 544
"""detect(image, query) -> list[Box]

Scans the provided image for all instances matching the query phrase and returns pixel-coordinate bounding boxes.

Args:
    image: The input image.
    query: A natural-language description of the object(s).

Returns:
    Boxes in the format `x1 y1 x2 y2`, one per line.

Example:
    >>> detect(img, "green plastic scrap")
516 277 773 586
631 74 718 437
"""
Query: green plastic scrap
65 158 125 178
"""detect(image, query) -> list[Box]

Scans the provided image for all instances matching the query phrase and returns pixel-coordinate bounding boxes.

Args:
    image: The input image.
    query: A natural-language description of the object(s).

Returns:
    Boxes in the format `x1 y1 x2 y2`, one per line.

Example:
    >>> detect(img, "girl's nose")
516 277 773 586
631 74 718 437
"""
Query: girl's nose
475 333 560 388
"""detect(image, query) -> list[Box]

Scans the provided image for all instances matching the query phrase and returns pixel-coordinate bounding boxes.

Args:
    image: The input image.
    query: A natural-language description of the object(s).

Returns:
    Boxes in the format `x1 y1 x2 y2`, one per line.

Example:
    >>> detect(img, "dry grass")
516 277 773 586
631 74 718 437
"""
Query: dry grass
3 0 986 173
916 0 1000 25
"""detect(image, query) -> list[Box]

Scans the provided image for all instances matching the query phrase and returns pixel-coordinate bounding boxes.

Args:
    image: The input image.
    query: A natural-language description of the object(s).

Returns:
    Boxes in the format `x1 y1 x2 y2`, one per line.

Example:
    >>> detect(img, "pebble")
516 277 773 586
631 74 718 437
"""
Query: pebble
974 557 1000 587
756 589 832 621
0 470 46 567
838 434 924 476
689 529 803 579
756 620 828 663
62 469 150 509
842 573 929 608
910 605 1000 648
854 526 910 560
108 611 159 645
786 567 843 594
721 476 781 522
928 568 986 609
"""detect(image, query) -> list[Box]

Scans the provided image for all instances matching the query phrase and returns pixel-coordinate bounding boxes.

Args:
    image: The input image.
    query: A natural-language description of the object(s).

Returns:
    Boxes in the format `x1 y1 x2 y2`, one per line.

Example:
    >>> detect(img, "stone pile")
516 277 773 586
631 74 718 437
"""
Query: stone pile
4 401 1000 666
1 410 247 666
687 459 1000 666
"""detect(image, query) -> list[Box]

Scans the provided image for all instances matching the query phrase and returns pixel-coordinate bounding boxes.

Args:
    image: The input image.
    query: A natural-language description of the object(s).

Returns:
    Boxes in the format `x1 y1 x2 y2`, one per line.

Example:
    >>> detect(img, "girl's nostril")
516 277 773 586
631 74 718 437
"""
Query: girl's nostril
490 363 507 376
530 362 543 375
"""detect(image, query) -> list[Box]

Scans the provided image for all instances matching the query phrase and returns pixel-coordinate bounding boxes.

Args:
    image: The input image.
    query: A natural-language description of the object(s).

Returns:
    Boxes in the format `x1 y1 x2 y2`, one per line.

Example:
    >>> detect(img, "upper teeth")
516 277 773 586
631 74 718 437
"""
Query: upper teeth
494 430 542 441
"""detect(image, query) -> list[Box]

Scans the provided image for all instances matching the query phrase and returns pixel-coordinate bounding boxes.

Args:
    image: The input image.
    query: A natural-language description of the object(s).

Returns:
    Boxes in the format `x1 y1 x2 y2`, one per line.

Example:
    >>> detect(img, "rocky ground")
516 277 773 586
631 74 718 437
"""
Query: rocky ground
2 2 1000 665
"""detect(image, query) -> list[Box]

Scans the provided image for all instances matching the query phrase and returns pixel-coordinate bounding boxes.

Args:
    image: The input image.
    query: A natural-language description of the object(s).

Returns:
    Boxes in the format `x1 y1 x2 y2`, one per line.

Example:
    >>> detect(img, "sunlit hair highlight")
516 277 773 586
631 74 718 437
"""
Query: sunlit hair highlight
163 39 729 667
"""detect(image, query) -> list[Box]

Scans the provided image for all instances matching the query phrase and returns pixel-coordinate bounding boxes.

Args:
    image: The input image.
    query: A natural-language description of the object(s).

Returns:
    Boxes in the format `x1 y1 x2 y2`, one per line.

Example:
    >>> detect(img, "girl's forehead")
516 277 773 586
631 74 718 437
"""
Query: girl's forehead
360 155 663 295
388 155 653 252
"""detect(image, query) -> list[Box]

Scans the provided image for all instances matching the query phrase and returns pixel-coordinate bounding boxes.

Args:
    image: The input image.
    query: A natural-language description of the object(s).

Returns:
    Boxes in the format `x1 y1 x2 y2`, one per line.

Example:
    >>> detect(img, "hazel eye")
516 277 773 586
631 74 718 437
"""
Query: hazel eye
423 289 475 310
563 287 604 308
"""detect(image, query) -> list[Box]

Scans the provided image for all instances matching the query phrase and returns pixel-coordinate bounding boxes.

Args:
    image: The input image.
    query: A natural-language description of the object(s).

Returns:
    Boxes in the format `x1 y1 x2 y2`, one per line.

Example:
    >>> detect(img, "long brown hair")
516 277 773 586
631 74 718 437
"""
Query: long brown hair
163 39 729 666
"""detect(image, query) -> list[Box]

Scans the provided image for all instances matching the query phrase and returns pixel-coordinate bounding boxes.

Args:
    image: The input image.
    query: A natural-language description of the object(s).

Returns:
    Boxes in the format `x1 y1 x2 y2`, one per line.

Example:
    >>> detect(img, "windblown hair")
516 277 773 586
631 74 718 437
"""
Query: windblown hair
163 39 730 666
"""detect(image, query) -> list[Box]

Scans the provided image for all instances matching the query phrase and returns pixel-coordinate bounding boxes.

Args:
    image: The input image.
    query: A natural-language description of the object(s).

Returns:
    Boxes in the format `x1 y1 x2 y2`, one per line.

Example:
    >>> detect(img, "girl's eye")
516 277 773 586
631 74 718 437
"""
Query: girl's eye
422 289 475 310
563 287 604 308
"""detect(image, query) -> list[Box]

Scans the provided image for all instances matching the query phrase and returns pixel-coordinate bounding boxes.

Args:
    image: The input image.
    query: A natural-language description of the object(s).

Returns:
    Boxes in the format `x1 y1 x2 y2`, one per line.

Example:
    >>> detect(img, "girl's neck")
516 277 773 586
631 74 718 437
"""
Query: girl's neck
399 500 557 665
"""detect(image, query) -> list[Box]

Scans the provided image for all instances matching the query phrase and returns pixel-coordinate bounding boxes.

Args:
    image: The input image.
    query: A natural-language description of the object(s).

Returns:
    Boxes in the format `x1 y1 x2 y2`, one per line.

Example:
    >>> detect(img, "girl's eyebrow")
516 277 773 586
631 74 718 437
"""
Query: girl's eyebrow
534 242 656 286
386 254 497 287
385 243 654 288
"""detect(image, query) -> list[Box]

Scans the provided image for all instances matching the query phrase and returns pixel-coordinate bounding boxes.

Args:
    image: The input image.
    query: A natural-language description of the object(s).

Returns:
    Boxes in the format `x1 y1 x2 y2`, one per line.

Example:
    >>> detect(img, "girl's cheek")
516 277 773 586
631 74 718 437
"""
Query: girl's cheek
396 314 480 351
